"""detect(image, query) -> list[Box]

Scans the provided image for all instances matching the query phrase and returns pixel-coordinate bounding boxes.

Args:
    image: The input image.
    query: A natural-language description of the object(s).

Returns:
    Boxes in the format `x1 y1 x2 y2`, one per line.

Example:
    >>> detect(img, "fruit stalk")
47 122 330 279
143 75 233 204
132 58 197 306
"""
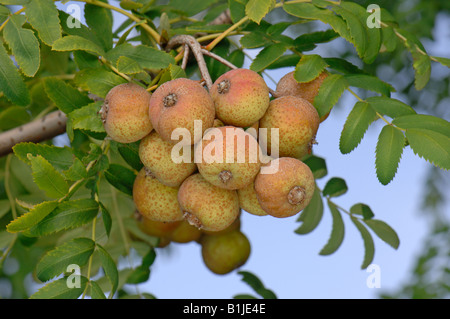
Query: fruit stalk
166 35 213 90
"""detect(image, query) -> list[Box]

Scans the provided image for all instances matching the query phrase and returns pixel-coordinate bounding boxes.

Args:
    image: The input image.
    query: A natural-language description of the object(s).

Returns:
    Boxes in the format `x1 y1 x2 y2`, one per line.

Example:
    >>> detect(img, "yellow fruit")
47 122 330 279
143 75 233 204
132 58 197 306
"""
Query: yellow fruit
210 68 270 127
275 71 330 123
254 157 315 218
195 126 261 190
149 78 215 145
132 167 184 223
259 96 319 160
139 130 197 187
101 83 153 143
169 219 203 244
177 173 240 232
238 181 268 216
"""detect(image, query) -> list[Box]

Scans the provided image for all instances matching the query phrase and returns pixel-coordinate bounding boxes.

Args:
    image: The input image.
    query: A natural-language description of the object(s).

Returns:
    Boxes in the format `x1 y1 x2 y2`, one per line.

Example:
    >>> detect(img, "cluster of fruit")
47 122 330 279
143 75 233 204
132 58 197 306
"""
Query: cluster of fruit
101 68 328 274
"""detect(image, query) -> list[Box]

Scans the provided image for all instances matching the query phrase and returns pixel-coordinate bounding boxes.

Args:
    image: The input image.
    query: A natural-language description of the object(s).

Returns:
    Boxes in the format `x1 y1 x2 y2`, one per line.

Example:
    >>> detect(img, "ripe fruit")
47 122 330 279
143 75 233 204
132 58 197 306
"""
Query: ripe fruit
139 130 197 187
259 95 320 160
132 167 184 223
149 78 215 145
200 229 251 275
238 181 268 216
254 157 315 218
275 71 330 122
195 126 261 190
210 68 270 127
177 173 240 232
169 219 203 244
101 82 153 143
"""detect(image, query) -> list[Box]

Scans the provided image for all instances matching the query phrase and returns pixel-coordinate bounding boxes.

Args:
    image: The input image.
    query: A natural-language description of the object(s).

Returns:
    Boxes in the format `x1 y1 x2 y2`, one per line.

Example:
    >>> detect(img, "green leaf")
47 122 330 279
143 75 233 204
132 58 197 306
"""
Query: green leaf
250 43 287 73
322 177 348 197
104 164 137 196
351 217 375 269
170 0 220 16
99 202 112 238
366 96 416 119
331 5 367 60
89 281 107 299
74 67 127 98
375 125 405 185
13 142 74 171
245 0 275 24
293 29 339 52
392 114 450 136
3 14 40 77
234 294 258 299
126 249 156 284
303 155 327 179
30 276 88 299
295 186 323 234
25 0 62 46
344 74 395 97
228 0 247 24
319 200 345 256
28 154 69 199
63 158 88 181
237 271 277 299
405 128 450 170
350 203 374 220
294 54 328 83
6 201 58 233
240 31 272 49
43 78 93 114
323 57 365 74
26 199 99 237
69 101 105 134
283 3 353 55
96 244 119 298
313 74 348 119
52 35 105 56
364 219 400 250
396 28 431 90
0 106 31 130
116 56 142 74
339 1 381 64
0 199 10 220
433 56 450 67
84 3 113 52
339 101 377 154
116 141 143 171
0 42 31 106
36 238 95 282
105 43 175 71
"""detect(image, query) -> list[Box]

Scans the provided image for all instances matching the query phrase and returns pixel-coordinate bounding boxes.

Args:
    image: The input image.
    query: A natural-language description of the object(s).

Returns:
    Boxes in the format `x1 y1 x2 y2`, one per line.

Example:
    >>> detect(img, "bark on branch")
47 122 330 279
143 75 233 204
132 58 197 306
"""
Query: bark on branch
0 111 67 157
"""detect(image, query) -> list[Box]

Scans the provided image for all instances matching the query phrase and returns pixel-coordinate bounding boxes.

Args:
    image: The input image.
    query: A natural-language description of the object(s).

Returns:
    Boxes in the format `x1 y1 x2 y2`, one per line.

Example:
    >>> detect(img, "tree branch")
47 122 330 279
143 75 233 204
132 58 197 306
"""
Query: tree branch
166 35 213 90
0 111 67 157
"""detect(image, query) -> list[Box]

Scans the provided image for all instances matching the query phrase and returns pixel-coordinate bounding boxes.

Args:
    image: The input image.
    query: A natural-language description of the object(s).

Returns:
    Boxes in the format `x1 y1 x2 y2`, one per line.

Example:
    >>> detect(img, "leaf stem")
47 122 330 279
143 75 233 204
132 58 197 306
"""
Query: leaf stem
205 16 249 51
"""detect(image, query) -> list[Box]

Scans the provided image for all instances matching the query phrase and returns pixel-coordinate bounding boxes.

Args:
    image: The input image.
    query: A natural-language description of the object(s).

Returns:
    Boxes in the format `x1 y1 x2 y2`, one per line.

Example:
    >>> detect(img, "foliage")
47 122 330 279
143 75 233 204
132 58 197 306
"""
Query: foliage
0 0 448 299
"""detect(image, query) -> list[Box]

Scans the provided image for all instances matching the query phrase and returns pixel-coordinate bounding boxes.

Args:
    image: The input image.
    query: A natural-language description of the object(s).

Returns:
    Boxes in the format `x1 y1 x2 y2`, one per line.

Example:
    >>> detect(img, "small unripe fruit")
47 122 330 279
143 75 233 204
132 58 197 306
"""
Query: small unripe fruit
259 96 320 160
169 219 203 244
275 71 330 122
195 126 261 190
101 83 153 143
200 229 251 275
178 173 240 232
132 167 184 223
210 68 270 127
254 157 315 218
238 181 268 216
135 213 180 247
149 78 215 145
139 130 197 187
